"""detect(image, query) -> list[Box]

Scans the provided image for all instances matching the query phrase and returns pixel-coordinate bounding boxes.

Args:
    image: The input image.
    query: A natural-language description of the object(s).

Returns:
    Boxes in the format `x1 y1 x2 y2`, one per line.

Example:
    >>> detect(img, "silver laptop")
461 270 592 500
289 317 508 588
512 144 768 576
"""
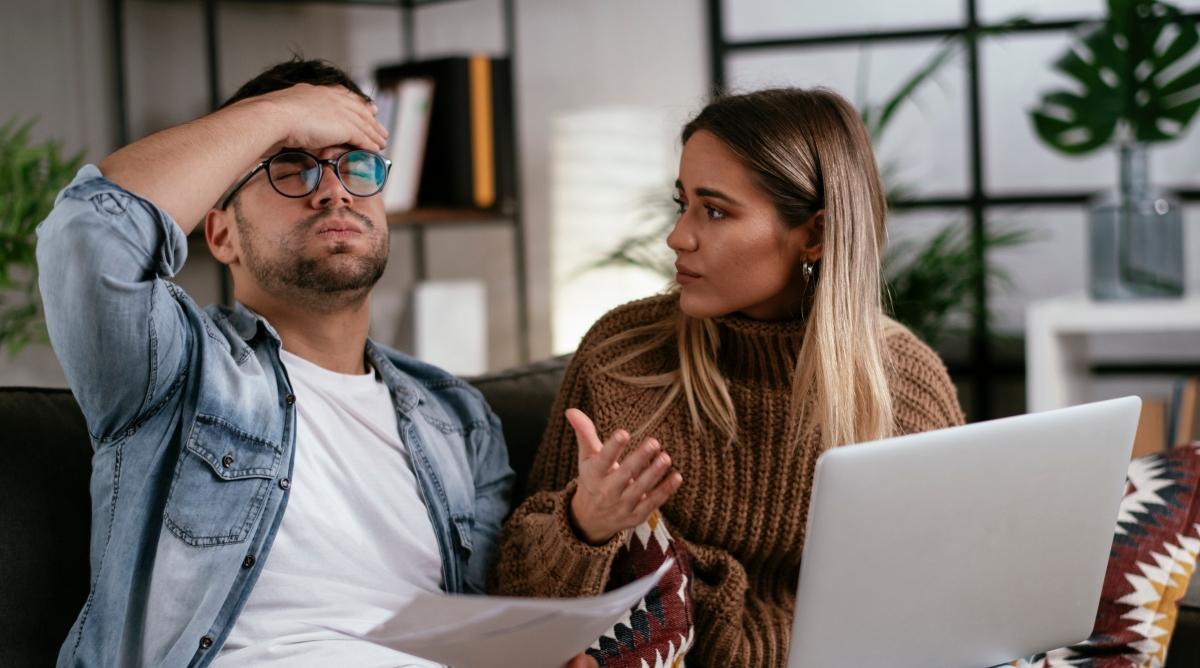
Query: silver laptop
787 396 1141 668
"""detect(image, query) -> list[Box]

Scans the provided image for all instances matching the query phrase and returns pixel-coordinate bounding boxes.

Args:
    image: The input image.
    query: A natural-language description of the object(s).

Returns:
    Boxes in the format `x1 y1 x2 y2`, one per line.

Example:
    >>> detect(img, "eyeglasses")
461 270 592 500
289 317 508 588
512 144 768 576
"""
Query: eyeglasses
218 148 392 210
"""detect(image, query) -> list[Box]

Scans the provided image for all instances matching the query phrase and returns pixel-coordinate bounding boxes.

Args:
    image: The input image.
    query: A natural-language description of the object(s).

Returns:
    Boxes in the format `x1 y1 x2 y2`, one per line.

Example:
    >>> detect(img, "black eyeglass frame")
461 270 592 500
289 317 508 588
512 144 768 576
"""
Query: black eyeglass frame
217 148 392 210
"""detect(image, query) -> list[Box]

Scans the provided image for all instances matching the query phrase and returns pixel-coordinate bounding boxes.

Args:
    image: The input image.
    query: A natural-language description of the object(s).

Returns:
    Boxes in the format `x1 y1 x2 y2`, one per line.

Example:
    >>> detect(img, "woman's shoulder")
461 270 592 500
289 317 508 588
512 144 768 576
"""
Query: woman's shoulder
881 317 966 430
881 319 950 377
567 293 679 377
578 293 678 350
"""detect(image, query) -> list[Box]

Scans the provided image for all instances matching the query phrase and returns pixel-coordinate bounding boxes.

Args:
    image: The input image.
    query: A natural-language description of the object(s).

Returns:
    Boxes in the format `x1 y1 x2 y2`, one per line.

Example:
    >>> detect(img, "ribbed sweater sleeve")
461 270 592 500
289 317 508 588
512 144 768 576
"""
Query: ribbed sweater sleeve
488 322 629 598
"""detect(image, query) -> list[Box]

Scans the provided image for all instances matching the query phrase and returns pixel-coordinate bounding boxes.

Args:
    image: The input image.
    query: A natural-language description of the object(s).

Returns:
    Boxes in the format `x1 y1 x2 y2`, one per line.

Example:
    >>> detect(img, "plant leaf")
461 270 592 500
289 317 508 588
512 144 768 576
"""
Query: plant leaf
1030 0 1200 153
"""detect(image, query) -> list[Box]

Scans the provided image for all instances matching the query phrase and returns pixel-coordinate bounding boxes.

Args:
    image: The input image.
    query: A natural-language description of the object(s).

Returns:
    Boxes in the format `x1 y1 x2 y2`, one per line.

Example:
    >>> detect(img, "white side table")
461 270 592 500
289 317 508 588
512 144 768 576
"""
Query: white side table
1025 295 1200 412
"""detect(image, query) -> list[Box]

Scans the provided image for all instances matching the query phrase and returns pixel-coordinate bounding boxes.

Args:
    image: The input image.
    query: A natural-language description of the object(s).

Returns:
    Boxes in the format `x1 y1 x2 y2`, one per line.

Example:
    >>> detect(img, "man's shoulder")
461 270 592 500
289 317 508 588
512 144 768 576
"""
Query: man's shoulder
371 342 495 426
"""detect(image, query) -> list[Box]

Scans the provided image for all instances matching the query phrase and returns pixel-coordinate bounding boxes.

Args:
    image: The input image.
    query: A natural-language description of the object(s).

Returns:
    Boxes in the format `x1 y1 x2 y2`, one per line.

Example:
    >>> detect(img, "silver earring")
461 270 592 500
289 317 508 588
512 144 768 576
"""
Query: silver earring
801 261 815 282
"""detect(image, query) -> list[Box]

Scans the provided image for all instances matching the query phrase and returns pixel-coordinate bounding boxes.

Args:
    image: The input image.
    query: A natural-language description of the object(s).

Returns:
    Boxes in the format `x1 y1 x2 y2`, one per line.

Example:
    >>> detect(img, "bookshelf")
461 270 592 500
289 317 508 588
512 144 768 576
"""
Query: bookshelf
107 0 531 363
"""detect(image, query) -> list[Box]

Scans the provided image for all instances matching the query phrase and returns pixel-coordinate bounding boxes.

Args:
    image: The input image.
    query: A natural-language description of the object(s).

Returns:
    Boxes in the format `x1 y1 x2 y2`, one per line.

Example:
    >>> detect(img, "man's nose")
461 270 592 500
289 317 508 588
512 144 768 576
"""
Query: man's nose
309 163 353 209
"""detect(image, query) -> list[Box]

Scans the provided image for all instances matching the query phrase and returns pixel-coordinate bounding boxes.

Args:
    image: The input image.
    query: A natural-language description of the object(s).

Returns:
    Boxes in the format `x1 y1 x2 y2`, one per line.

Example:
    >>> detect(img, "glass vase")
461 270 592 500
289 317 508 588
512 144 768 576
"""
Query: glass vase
1088 143 1184 300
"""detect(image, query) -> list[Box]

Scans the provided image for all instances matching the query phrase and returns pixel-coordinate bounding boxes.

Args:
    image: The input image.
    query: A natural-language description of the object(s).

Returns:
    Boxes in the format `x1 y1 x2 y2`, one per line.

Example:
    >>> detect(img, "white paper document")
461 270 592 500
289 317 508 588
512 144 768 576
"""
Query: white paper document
367 558 675 668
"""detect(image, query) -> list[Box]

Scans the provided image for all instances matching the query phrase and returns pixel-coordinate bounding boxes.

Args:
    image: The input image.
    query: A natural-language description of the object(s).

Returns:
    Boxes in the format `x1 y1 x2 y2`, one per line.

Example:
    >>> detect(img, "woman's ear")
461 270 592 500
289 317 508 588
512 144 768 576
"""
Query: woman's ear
801 209 825 260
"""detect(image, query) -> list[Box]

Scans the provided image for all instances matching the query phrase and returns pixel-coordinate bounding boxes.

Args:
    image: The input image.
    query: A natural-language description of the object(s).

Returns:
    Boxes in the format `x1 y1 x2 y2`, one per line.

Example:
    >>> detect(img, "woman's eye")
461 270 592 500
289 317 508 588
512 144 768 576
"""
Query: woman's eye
672 196 686 214
705 205 726 220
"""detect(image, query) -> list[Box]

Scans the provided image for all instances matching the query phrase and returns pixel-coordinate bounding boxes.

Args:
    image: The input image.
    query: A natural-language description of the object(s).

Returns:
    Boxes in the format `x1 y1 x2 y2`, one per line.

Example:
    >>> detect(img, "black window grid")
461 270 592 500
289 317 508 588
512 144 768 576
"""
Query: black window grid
705 0 1200 420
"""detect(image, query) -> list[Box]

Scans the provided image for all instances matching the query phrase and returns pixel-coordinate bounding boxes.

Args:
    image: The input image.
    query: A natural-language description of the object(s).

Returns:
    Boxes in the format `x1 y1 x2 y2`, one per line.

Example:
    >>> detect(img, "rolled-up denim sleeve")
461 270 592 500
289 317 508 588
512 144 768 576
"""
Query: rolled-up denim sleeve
37 165 192 442
464 409 515 594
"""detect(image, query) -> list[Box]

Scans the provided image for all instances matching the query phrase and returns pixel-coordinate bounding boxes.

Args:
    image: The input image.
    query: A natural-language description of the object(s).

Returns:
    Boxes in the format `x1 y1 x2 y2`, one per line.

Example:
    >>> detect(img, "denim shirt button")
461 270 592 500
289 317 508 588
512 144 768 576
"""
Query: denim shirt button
199 635 213 650
279 478 291 490
285 393 296 406
221 455 234 468
242 555 256 568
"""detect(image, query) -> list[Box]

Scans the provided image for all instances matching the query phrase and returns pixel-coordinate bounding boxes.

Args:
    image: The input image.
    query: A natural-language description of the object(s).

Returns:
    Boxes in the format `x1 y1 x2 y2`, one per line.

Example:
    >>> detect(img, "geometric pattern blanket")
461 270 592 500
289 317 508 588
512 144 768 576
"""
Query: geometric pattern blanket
585 511 695 668
1013 442 1200 668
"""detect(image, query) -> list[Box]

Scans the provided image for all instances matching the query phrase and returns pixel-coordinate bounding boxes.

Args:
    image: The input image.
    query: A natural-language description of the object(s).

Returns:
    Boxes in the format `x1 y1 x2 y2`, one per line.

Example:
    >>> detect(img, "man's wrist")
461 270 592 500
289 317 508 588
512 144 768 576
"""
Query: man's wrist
223 95 290 150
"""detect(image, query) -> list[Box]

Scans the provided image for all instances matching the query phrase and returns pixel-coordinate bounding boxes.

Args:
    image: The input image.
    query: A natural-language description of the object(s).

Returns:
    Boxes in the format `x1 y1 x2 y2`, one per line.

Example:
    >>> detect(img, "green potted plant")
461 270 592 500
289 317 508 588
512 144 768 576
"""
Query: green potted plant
1029 0 1200 299
0 118 84 355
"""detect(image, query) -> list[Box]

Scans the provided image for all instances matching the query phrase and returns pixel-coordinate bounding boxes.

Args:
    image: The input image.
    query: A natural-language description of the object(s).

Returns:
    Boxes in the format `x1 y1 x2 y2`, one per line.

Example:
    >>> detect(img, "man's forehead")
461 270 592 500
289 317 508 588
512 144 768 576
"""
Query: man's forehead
257 143 360 161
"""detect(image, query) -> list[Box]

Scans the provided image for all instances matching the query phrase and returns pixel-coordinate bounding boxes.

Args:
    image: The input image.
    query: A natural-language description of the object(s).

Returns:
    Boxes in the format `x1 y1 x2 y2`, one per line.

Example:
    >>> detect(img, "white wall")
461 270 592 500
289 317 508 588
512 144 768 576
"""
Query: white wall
0 0 112 386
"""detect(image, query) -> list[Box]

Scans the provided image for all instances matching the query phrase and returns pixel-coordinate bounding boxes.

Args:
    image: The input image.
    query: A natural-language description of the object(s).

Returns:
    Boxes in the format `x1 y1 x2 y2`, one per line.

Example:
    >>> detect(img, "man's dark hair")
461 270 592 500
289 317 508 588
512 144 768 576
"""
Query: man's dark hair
220 56 370 109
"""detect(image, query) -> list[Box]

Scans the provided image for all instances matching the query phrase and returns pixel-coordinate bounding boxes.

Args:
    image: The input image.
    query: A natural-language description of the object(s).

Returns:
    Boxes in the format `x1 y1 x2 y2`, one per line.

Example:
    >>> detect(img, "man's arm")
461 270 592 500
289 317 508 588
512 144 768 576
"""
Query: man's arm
37 171 194 441
36 83 387 440
464 410 516 594
99 83 387 233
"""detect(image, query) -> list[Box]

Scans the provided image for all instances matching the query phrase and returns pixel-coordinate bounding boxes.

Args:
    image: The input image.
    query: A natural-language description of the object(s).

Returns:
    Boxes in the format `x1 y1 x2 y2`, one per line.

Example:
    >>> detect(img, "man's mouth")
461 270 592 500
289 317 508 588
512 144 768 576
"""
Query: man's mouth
313 220 364 240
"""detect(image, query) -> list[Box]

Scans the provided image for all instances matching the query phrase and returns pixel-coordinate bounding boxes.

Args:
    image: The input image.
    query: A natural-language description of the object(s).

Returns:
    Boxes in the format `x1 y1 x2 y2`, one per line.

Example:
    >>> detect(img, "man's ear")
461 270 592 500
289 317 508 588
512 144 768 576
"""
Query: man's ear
205 208 238 266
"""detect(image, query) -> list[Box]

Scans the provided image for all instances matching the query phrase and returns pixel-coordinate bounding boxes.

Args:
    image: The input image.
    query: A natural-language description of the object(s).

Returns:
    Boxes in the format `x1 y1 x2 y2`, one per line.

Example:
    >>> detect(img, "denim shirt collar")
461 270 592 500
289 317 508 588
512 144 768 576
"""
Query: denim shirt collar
365 340 422 415
222 301 423 415
220 301 279 344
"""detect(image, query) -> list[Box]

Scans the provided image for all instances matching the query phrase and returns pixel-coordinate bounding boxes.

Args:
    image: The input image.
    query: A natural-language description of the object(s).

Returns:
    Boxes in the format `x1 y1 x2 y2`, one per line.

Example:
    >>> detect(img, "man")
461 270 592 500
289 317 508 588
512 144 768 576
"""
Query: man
37 58 513 667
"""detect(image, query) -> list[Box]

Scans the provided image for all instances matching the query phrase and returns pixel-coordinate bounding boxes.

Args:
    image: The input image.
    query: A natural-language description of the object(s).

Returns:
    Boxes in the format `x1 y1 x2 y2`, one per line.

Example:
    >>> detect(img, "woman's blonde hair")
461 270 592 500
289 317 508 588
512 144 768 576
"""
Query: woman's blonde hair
592 87 894 452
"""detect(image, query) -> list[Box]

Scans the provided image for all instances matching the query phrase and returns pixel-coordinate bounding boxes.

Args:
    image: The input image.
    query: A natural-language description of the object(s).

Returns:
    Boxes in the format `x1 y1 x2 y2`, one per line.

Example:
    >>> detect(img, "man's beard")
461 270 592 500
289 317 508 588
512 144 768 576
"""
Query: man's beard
234 201 388 307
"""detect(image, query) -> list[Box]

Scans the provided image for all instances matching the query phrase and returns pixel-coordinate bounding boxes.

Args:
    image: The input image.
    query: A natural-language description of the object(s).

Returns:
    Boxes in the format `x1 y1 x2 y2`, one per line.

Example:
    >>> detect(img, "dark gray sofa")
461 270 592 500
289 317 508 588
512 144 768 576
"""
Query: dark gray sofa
2 356 1197 666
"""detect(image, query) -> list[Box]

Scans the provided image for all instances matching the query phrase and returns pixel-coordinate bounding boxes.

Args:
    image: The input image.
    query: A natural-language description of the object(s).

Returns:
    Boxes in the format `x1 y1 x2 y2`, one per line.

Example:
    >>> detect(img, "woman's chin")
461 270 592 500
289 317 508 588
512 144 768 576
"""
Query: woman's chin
677 289 731 320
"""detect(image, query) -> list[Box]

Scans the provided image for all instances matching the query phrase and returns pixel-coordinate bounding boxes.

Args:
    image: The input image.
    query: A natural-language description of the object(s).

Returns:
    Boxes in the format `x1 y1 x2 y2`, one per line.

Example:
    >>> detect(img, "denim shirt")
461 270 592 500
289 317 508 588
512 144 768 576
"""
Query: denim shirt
37 165 514 667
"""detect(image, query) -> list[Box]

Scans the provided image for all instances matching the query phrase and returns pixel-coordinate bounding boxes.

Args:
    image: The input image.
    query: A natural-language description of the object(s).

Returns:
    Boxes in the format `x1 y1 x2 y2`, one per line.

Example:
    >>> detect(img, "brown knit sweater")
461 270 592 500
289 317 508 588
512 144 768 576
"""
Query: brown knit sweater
490 294 965 667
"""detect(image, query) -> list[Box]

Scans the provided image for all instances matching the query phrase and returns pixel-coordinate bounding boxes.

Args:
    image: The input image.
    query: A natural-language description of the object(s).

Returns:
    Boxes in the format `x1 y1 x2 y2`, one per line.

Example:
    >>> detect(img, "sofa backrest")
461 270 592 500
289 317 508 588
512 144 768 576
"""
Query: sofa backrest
0 355 566 667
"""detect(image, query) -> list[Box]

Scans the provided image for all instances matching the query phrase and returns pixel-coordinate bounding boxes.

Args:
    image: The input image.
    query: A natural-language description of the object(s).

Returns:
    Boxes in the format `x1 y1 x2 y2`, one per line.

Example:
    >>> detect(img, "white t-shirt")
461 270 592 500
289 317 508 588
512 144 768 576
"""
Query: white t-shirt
215 349 444 667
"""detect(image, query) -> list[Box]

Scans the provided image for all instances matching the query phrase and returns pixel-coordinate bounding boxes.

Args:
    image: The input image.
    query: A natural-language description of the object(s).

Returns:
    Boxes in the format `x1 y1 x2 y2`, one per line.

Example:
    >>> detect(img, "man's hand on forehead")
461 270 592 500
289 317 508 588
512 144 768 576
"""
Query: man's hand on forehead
259 84 388 156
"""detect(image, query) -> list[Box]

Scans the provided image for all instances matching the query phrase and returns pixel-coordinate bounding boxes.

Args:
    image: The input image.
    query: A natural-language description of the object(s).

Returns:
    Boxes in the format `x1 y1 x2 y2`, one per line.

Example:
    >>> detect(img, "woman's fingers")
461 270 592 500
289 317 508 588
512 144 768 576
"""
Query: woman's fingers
630 471 683 520
625 449 672 501
569 408 629 476
563 653 598 668
567 408 604 462
600 437 660 496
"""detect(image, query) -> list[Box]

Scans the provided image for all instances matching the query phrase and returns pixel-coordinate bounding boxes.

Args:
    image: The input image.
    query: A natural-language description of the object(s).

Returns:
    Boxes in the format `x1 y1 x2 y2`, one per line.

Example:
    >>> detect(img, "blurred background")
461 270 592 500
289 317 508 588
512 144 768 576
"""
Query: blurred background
2 0 1200 433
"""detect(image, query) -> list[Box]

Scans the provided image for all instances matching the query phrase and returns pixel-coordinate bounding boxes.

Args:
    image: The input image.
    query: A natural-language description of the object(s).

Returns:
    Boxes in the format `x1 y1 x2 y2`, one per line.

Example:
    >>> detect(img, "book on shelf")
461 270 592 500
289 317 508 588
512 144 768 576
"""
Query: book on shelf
1168 376 1200 448
375 54 515 214
374 77 435 212
1133 397 1167 459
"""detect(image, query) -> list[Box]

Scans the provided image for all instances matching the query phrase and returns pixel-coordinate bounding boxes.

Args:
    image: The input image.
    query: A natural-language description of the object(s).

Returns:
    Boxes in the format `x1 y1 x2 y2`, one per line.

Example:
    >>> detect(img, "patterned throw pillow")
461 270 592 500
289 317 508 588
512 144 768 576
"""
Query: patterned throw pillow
585 511 695 668
1014 443 1200 667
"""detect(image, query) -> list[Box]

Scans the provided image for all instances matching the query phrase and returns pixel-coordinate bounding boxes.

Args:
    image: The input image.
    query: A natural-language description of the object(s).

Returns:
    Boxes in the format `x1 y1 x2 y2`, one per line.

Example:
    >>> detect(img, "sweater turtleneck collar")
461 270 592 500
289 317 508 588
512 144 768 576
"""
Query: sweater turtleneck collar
712 311 807 387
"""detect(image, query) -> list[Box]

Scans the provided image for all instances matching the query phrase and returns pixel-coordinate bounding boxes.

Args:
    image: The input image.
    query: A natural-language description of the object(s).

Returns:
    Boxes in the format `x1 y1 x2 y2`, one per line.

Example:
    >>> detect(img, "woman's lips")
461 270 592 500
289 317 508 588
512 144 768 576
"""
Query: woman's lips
675 262 701 285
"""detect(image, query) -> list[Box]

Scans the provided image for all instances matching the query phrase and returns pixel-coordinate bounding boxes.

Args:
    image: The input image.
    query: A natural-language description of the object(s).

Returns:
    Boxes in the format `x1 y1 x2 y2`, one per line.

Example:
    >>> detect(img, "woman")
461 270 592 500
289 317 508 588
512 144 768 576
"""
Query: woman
491 87 965 667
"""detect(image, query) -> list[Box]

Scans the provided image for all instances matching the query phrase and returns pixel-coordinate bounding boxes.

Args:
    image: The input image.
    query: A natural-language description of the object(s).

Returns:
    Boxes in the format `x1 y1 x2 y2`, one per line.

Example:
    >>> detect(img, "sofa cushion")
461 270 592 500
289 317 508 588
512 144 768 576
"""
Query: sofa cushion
1015 443 1200 667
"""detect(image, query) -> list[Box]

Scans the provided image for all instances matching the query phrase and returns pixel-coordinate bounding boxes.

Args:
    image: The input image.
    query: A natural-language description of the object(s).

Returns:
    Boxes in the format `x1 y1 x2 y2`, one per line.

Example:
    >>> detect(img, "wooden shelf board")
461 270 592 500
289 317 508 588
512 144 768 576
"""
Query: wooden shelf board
387 208 513 226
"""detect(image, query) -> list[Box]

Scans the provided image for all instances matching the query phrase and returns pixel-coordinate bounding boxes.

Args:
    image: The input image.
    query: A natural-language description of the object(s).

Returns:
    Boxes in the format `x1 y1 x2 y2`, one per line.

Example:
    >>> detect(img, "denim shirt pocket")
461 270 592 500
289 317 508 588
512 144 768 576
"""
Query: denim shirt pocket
163 414 283 547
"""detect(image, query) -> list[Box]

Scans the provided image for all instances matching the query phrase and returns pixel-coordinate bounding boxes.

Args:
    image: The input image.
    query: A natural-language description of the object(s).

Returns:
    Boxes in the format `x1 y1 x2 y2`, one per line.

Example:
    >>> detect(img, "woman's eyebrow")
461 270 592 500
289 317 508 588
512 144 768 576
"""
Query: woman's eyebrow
677 179 741 206
676 178 739 203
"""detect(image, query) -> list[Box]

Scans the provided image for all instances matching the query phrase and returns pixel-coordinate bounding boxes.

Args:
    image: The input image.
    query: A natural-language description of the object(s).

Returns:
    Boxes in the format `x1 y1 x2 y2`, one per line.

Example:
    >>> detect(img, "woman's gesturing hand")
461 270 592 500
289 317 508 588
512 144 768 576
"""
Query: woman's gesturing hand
565 408 683 545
